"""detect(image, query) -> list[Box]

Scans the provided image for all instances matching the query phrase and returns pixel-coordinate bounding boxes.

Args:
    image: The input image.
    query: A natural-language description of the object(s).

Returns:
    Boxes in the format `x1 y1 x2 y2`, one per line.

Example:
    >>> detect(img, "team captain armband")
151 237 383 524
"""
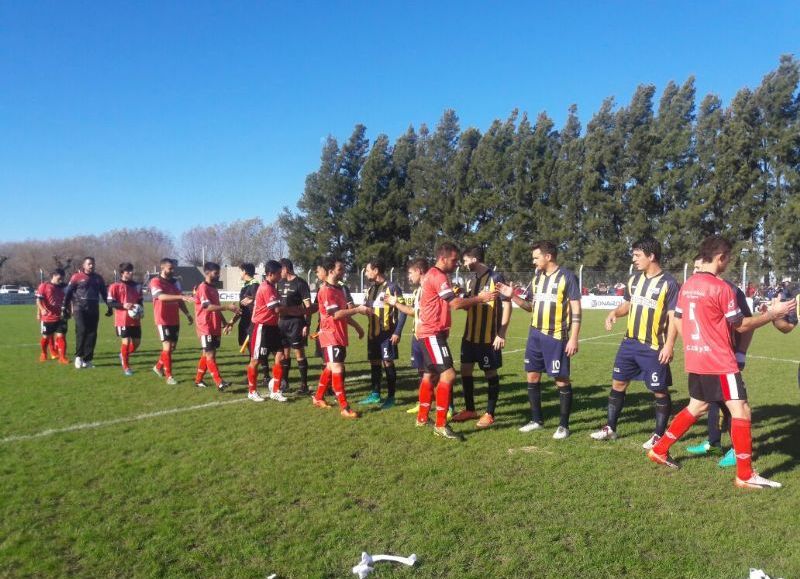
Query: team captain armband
438 282 455 301
571 315 582 323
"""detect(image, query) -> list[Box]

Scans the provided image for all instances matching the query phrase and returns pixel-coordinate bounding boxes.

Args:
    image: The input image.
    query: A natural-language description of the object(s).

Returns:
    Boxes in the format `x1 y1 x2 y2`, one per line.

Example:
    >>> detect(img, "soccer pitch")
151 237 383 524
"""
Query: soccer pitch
1 305 799 578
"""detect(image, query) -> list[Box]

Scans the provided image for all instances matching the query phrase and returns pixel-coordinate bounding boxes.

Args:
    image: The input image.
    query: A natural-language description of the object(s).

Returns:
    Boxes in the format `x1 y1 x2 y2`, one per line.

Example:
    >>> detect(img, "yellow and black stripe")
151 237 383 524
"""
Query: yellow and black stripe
366 281 405 338
463 270 505 345
530 268 580 340
625 271 679 350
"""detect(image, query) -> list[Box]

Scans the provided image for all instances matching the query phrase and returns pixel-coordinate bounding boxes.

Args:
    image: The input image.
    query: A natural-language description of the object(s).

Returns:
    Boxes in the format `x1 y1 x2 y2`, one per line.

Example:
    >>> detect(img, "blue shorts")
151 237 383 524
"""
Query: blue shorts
367 332 398 362
612 338 672 392
411 336 425 370
461 339 502 370
524 328 570 378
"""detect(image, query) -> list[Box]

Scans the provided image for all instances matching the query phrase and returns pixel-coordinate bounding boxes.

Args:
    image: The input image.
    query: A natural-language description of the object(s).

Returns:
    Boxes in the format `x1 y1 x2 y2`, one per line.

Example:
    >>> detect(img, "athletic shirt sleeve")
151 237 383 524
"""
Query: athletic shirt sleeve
435 270 455 302
665 277 679 312
492 271 510 302
784 291 799 325
674 286 685 319
720 283 743 325
734 286 752 317
564 270 581 301
299 279 312 303
196 284 211 308
624 275 634 302
150 277 163 298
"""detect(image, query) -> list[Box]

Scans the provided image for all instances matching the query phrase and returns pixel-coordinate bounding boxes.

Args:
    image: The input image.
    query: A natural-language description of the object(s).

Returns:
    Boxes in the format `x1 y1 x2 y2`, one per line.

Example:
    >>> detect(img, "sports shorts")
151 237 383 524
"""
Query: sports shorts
612 338 671 392
688 372 747 403
461 339 502 370
524 327 570 378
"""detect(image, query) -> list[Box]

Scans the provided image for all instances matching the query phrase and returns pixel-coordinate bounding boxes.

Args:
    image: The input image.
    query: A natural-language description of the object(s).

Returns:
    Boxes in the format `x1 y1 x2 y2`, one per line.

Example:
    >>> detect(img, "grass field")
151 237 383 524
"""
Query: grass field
1 303 799 578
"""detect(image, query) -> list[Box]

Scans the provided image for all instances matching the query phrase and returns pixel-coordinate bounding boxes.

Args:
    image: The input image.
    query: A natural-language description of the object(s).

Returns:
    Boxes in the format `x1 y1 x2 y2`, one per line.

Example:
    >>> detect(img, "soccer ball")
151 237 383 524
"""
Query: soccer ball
128 304 144 320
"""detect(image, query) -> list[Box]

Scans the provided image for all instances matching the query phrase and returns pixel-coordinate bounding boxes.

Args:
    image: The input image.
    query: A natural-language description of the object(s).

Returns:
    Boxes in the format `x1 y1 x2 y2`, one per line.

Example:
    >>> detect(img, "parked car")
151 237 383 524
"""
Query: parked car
18 286 31 295
0 285 20 294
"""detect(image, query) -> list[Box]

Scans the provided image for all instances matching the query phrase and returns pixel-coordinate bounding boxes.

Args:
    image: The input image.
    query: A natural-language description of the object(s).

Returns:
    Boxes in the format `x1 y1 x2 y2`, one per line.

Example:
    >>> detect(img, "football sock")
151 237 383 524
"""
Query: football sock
558 385 573 429
315 367 331 400
272 362 284 393
207 359 221 384
435 380 453 427
486 375 500 416
653 407 697 455
195 356 208 382
48 336 58 356
297 358 309 388
120 344 130 369
462 375 476 411
128 341 137 354
384 364 397 398
156 352 165 370
730 417 753 480
417 377 434 422
56 336 67 359
527 382 543 423
331 371 348 408
607 389 626 431
370 364 382 395
654 394 672 437
247 366 258 392
40 337 49 356
707 402 722 446
281 358 290 384
162 351 173 378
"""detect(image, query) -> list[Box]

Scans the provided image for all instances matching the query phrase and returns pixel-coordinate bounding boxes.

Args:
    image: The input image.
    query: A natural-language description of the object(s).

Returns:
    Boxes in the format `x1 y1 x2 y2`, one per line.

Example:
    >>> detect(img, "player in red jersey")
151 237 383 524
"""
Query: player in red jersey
106 263 144 376
311 257 371 417
247 260 307 402
192 262 239 390
149 258 194 385
406 242 497 440
35 268 69 364
647 236 795 489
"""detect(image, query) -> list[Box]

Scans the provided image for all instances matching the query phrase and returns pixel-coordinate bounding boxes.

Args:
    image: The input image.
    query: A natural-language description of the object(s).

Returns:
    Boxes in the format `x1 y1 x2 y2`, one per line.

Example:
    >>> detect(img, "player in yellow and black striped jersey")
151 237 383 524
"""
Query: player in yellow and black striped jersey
451 247 511 428
591 238 679 448
358 259 408 408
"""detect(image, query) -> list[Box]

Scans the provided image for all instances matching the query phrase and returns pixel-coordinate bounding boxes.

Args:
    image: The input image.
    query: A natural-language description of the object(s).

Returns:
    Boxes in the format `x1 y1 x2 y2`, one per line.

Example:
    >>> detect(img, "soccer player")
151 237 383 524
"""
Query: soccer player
451 247 512 428
358 259 407 409
224 263 259 351
149 258 194 385
277 258 313 394
413 242 497 439
36 268 69 364
591 238 679 448
312 257 371 417
247 260 307 402
647 236 794 489
685 255 754 467
497 240 581 440
62 256 108 369
106 262 144 376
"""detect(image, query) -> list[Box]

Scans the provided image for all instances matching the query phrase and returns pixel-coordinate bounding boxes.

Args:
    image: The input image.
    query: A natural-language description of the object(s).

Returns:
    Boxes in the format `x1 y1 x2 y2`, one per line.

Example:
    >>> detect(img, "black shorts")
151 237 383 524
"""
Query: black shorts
237 319 251 347
419 333 454 374
461 339 502 370
40 320 67 335
688 372 748 403
321 344 347 363
250 323 282 362
157 325 180 343
200 335 221 352
367 332 398 362
116 326 142 340
279 317 308 349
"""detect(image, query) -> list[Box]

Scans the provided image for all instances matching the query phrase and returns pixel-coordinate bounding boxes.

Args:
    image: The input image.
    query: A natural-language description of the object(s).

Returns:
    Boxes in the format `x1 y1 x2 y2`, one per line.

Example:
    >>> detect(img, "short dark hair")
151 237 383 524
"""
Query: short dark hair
463 246 484 262
203 261 221 272
436 242 459 258
692 253 702 262
51 268 65 278
280 258 294 273
119 262 134 273
367 259 385 275
83 256 95 263
632 238 661 262
532 240 558 260
239 262 256 276
697 235 732 263
160 258 174 267
407 258 429 273
265 260 282 274
320 257 337 272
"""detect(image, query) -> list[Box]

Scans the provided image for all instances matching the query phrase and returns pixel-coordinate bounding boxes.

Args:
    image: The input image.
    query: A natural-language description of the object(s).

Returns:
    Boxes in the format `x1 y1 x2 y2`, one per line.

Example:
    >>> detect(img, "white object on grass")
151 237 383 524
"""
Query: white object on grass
750 569 784 579
352 552 417 578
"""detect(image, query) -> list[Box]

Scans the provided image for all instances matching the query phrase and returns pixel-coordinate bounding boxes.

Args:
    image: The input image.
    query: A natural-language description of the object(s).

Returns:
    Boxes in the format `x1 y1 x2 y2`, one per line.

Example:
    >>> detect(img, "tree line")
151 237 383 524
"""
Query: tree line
282 55 800 277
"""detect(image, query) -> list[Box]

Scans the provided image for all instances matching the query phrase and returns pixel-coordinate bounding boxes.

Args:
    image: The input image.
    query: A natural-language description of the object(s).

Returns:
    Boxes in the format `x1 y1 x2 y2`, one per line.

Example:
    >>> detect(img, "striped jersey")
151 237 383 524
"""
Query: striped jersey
365 280 405 338
529 267 580 340
624 270 679 350
463 268 507 345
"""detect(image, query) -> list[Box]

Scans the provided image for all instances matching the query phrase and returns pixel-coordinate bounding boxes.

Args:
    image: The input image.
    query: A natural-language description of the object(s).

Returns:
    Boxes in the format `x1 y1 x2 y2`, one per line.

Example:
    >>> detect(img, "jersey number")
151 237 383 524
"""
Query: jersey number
688 302 701 340
551 360 561 373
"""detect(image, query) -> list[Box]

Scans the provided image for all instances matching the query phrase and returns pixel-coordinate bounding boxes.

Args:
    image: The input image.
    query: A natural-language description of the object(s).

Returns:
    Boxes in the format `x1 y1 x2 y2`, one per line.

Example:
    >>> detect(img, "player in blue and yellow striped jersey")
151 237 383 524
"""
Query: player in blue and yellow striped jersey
497 240 581 440
591 238 679 448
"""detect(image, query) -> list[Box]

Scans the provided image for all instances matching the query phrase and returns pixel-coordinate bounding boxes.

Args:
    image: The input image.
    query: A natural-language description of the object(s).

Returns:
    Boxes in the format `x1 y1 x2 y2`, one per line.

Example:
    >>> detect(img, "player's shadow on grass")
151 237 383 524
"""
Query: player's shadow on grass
750 404 800 476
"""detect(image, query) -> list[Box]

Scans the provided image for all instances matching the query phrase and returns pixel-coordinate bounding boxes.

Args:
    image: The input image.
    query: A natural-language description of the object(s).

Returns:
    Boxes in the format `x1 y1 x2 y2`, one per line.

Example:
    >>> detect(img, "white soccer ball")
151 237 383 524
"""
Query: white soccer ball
128 304 144 320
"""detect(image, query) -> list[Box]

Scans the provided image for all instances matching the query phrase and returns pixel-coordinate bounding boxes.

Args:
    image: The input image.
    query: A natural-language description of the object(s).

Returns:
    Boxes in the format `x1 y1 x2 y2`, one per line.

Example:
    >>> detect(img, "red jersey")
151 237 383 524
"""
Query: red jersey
36 282 65 323
317 282 348 347
108 281 142 327
417 267 455 338
194 282 223 336
150 275 182 326
251 281 280 326
675 272 743 375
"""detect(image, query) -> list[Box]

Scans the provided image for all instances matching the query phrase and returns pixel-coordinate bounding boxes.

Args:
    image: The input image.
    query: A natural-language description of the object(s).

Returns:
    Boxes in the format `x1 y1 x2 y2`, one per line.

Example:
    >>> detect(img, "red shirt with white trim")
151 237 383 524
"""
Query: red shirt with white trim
317 282 348 347
251 280 280 326
675 272 743 375
108 281 142 327
36 282 64 323
194 282 222 336
149 276 182 326
417 267 455 339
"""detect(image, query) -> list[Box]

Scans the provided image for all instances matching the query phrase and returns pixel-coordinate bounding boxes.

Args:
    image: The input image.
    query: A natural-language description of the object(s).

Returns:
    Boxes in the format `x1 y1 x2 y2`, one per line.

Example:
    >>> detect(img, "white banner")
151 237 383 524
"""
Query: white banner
581 295 625 310
219 290 241 302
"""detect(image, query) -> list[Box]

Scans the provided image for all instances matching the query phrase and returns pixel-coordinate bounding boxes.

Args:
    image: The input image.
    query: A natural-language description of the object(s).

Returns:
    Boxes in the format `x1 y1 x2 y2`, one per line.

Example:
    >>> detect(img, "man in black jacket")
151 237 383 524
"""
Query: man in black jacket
63 256 108 368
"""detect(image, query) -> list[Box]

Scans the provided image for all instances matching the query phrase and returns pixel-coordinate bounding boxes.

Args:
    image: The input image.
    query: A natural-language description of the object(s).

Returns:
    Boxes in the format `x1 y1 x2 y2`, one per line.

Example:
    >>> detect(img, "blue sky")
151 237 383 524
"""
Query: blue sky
1 1 798 242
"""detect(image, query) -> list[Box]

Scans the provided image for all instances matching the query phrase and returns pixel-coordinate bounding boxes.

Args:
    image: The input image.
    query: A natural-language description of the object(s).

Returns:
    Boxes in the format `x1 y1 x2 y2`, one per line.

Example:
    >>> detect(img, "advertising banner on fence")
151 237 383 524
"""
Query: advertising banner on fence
580 295 625 310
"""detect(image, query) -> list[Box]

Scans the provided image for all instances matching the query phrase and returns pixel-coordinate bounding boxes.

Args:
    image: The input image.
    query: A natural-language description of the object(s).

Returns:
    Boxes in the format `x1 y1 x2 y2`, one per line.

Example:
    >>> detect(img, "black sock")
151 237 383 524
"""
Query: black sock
297 358 309 389
486 375 500 416
370 364 382 395
281 358 290 379
654 394 672 437
462 375 475 411
718 403 731 445
558 385 573 429
527 382 542 424
607 389 626 431
384 365 397 398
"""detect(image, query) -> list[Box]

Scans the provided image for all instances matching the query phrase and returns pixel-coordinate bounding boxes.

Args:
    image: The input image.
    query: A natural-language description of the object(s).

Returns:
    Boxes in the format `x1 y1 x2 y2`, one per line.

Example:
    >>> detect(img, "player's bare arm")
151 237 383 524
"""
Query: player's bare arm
565 300 581 356
451 290 498 311
605 301 631 331
736 298 795 333
496 282 532 312
658 311 678 364
178 300 194 325
493 300 512 350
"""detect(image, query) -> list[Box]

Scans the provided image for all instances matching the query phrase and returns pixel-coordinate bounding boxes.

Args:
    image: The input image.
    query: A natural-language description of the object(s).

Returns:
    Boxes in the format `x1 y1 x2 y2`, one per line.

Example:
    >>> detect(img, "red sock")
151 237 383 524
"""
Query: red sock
247 366 258 392
120 344 130 369
731 417 754 480
128 341 137 354
653 407 698 455
56 336 66 359
272 363 284 393
417 377 434 422
315 368 331 400
156 351 165 370
195 356 208 383
207 359 221 384
162 351 173 378
40 337 49 356
48 335 58 356
435 380 453 427
331 372 348 408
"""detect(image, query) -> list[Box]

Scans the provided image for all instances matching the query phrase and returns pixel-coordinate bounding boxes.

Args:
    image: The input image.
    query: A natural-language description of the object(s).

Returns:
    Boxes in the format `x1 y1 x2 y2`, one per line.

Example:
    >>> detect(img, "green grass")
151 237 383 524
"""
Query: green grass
1 304 799 578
